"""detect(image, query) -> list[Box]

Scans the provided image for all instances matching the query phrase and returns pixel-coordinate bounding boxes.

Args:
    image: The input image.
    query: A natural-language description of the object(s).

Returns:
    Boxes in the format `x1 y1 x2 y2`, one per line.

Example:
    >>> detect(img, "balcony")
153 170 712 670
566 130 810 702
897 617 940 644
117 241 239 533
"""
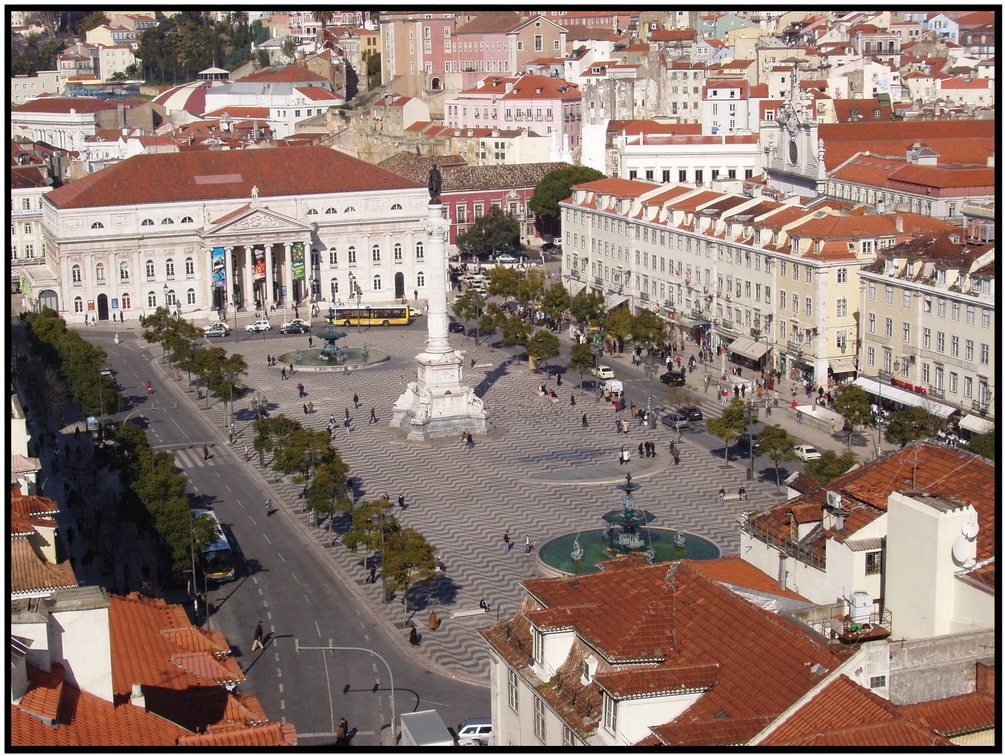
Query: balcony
739 513 825 571
794 601 894 646
10 208 42 218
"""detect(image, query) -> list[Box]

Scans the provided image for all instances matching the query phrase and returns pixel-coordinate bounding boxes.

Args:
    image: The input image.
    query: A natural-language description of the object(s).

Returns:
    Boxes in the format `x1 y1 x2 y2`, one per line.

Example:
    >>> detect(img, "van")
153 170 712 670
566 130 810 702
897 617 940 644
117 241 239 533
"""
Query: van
399 710 454 747
456 717 493 746
602 379 624 400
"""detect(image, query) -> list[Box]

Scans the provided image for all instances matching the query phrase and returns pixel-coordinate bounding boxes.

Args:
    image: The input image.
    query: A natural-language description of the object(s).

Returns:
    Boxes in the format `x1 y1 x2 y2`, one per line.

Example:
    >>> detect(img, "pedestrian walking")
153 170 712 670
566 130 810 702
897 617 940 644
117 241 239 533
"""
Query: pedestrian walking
428 611 439 630
619 446 627 465
289 363 295 375
465 431 474 449
146 381 152 394
718 488 726 504
398 493 406 509
368 562 377 583
503 530 512 552
479 597 490 613
673 447 681 465
524 535 532 555
281 367 287 380
307 400 314 413
556 373 562 386
581 413 588 428
329 413 336 427
409 626 421 646
303 401 309 415
266 499 274 516
308 336 313 349
344 417 351 434
630 401 637 418
252 621 265 651
203 445 210 460
345 407 350 421
615 418 622 434
638 442 645 458
570 394 576 407
353 393 359 409
369 407 377 424
738 486 747 501
335 719 348 747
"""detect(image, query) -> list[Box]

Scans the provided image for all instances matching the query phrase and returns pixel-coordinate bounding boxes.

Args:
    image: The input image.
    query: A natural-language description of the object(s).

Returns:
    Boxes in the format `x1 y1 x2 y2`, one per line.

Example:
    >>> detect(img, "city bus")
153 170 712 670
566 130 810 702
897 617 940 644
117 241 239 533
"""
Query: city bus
193 510 236 583
330 304 411 327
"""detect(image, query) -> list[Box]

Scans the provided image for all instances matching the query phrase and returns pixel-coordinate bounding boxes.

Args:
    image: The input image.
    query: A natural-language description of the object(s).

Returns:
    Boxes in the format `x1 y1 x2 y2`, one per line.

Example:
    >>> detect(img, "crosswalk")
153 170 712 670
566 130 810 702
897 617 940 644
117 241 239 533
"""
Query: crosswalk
168 446 225 468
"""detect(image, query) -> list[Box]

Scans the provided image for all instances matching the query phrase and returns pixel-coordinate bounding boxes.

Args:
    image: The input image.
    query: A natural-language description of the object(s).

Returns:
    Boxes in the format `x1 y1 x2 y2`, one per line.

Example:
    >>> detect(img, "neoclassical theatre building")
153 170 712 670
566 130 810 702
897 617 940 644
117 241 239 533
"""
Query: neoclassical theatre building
40 146 431 323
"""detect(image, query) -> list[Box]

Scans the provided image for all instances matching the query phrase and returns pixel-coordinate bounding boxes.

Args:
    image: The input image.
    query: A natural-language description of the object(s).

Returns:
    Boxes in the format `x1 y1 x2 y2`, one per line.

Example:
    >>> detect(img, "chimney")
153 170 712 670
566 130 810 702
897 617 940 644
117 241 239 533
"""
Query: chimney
834 509 846 532
117 103 126 130
131 683 146 711
895 215 904 232
777 553 788 592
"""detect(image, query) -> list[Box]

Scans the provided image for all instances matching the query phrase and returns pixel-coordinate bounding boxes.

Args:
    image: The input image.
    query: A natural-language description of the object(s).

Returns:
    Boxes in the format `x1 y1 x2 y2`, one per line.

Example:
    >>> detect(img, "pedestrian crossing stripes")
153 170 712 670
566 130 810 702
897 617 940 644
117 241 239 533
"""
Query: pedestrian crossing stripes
170 447 223 468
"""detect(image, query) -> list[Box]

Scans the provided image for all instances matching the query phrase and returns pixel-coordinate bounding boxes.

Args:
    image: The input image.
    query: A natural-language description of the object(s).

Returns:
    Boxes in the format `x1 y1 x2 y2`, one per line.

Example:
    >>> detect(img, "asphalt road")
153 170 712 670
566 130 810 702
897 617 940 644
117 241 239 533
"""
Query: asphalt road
85 328 489 746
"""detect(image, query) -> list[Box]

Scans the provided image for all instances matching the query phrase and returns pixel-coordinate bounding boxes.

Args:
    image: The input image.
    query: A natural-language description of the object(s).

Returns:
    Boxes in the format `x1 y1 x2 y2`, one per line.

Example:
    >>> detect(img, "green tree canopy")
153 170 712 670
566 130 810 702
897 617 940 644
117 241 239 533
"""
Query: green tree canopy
514 269 547 312
630 309 667 350
539 281 571 321
804 450 858 484
567 342 595 387
604 307 633 347
526 329 561 371
569 292 606 327
529 166 605 235
833 384 873 451
455 206 520 257
707 398 748 466
967 432 994 460
884 406 934 448
758 424 799 493
381 527 439 624
485 266 522 300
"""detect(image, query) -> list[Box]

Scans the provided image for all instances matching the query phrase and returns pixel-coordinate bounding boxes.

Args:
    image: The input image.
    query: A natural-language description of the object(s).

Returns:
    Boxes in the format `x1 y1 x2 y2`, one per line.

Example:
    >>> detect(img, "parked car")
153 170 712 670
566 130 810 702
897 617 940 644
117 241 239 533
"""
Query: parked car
681 406 704 422
279 323 309 334
660 370 687 386
794 444 822 461
590 365 616 380
735 433 760 450
496 254 519 264
456 718 493 747
203 323 229 338
660 412 690 430
280 318 310 331
245 320 272 332
448 320 465 333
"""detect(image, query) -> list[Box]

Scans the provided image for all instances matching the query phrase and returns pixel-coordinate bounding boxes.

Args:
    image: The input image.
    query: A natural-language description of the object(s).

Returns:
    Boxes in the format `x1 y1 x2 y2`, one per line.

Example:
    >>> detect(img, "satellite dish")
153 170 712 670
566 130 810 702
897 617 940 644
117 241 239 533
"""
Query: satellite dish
952 534 975 564
961 520 979 539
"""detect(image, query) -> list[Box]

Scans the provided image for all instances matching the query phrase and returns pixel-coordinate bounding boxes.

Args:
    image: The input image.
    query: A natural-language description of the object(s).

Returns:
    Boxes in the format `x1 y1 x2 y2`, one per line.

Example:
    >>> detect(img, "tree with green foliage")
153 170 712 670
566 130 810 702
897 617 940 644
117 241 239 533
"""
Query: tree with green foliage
967 432 994 460
526 329 561 372
305 459 353 540
366 51 381 88
883 406 934 448
758 424 799 493
501 315 531 363
707 398 749 466
661 383 703 415
569 292 606 328
529 166 605 236
163 318 205 390
484 266 522 300
629 309 667 351
194 348 248 426
804 449 858 484
74 11 109 34
452 289 487 343
604 307 633 354
567 342 595 388
478 305 500 340
455 206 520 258
514 269 547 320
833 384 873 451
539 281 570 322
341 498 396 565
141 306 176 364
381 527 439 624
253 414 302 475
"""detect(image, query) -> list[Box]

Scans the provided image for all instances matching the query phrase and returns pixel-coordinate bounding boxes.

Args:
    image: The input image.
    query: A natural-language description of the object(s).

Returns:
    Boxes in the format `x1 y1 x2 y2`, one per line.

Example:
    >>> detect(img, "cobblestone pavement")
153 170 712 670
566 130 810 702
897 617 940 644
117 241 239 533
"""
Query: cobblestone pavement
23 303 856 688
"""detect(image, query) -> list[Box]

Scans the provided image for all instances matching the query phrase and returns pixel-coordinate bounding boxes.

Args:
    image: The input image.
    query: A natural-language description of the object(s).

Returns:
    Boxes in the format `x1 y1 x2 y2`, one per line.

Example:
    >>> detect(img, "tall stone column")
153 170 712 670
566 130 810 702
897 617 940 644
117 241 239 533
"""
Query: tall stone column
265 245 275 307
391 198 491 441
284 243 294 306
243 247 254 311
223 246 234 312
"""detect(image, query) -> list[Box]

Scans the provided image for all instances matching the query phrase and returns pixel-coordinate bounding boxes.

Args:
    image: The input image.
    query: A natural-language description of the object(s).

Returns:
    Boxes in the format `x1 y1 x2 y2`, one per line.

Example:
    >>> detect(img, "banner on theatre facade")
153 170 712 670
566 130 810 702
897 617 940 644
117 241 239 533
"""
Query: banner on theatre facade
253 246 266 281
291 242 305 282
212 247 226 288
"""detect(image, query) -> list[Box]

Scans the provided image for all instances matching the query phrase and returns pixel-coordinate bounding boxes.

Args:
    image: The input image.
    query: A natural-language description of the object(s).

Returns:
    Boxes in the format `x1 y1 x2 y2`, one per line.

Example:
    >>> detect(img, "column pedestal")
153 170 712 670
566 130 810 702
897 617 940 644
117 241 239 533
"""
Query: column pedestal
391 201 491 441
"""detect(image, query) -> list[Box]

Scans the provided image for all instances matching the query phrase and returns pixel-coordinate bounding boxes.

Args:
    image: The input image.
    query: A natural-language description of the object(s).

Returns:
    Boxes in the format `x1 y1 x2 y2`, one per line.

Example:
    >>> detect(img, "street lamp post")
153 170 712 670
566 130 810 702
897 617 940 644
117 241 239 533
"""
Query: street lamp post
746 398 756 481
643 353 657 427
370 511 387 603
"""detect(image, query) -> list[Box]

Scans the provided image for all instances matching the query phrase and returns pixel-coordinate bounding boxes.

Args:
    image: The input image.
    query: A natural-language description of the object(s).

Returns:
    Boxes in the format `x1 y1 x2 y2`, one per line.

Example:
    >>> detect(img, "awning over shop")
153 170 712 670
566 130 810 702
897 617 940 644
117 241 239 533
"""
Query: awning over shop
566 278 588 297
959 414 994 434
829 357 857 374
852 377 956 418
728 336 769 361
605 293 630 311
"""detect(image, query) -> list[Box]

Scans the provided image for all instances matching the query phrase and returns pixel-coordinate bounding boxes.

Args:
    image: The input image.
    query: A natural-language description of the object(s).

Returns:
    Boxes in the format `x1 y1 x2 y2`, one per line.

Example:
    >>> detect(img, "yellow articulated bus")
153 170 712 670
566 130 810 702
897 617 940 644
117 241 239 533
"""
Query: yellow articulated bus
330 304 411 326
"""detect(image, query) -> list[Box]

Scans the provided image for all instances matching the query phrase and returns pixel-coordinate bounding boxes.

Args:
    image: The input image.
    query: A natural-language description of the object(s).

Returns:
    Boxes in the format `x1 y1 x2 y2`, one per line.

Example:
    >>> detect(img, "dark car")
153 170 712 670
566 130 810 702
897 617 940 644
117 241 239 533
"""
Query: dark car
280 324 310 334
735 433 761 450
681 406 704 422
448 320 465 333
660 370 687 386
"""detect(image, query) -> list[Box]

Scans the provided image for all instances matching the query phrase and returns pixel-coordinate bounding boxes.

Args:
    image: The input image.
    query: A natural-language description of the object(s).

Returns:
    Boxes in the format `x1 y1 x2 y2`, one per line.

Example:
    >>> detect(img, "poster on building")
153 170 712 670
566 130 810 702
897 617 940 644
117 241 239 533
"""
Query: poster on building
253 246 266 281
291 242 305 282
212 247 226 288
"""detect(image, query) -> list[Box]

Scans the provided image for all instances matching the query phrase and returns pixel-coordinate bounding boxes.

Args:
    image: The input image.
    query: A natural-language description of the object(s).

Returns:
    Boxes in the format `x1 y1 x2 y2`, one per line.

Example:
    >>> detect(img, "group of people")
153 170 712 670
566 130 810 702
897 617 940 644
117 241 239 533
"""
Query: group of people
636 441 658 458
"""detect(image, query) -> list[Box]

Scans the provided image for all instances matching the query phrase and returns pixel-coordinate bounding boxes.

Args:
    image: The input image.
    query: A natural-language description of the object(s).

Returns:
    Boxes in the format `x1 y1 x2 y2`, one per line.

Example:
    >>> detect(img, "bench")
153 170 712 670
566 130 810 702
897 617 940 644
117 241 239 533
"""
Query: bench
718 494 743 502
451 607 490 619
472 362 493 369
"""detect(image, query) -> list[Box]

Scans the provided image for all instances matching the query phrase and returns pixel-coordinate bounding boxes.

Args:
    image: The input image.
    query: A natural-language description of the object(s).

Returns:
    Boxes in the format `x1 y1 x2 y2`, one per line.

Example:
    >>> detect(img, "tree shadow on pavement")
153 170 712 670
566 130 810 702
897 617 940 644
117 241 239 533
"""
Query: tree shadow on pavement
407 575 459 612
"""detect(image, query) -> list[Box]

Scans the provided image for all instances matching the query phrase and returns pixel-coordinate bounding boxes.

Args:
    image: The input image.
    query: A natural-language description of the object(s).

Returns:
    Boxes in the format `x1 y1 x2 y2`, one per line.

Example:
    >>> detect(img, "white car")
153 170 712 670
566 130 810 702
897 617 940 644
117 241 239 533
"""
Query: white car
245 319 272 332
794 444 822 462
280 318 310 331
456 718 493 747
590 365 616 380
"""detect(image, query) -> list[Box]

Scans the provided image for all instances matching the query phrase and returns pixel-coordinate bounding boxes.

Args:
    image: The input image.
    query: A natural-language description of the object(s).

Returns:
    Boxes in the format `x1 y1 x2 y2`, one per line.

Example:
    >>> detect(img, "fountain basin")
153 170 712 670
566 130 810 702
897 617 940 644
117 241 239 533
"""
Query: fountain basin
277 348 389 372
538 528 720 575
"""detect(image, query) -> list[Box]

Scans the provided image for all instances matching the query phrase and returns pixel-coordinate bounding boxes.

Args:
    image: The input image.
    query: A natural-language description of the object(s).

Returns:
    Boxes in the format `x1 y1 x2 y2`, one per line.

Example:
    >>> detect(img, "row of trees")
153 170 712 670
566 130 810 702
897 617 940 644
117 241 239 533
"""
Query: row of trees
137 11 261 84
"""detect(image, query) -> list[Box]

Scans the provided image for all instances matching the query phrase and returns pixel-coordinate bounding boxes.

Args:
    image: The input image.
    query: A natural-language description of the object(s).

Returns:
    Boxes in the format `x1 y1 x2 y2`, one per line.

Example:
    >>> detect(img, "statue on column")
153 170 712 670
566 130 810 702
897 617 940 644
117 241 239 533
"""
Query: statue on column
427 165 442 204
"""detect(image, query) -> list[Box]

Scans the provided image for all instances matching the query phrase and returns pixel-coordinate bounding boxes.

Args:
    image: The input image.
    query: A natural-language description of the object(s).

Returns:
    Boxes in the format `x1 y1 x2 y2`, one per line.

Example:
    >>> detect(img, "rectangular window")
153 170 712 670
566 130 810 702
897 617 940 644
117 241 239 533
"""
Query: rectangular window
792 264 799 281
964 376 973 398
949 372 958 394
836 267 848 284
965 339 974 361
966 305 975 325
951 301 960 321
870 675 887 689
885 285 894 304
868 313 876 333
602 694 618 734
923 327 931 348
922 362 930 383
981 310 991 329
866 346 875 366
950 335 959 357
764 286 771 305
804 297 812 318
792 295 799 315
533 697 546 741
507 669 519 712
865 551 882 575
936 331 944 352
868 281 876 300
902 322 910 343
694 170 703 184
884 317 893 338
678 169 687 182
937 299 946 317
902 290 911 308
780 291 787 310
980 343 989 365
836 298 848 318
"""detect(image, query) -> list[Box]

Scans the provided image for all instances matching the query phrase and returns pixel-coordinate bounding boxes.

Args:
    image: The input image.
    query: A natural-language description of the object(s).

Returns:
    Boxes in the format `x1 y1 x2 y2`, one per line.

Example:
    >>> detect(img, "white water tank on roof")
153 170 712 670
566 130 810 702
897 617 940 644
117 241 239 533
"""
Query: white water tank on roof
849 590 872 624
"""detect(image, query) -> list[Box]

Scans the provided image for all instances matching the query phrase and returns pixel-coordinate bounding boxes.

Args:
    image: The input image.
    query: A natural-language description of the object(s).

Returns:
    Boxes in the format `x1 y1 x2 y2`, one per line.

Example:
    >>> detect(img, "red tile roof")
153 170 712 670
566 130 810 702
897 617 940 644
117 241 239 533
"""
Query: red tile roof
239 65 327 83
818 120 995 169
10 538 79 595
573 177 660 199
899 690 996 737
44 146 423 209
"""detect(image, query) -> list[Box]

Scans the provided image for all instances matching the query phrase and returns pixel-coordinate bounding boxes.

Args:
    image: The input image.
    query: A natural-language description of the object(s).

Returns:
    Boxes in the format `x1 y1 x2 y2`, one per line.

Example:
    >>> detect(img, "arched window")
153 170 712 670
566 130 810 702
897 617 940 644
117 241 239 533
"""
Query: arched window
390 203 403 210
343 206 356 213
161 217 174 225
329 249 338 265
181 216 194 224
325 207 337 214
71 265 82 283
417 271 425 286
330 278 339 298
147 291 157 307
415 241 424 260
165 259 175 277
185 257 194 276
120 262 130 281
348 246 357 264
122 292 131 309
141 218 154 226
145 260 155 278
307 208 318 215
74 297 83 313
95 263 105 283
166 289 177 306
394 243 403 262
91 221 104 229
372 245 381 262
187 288 196 305
373 274 382 290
